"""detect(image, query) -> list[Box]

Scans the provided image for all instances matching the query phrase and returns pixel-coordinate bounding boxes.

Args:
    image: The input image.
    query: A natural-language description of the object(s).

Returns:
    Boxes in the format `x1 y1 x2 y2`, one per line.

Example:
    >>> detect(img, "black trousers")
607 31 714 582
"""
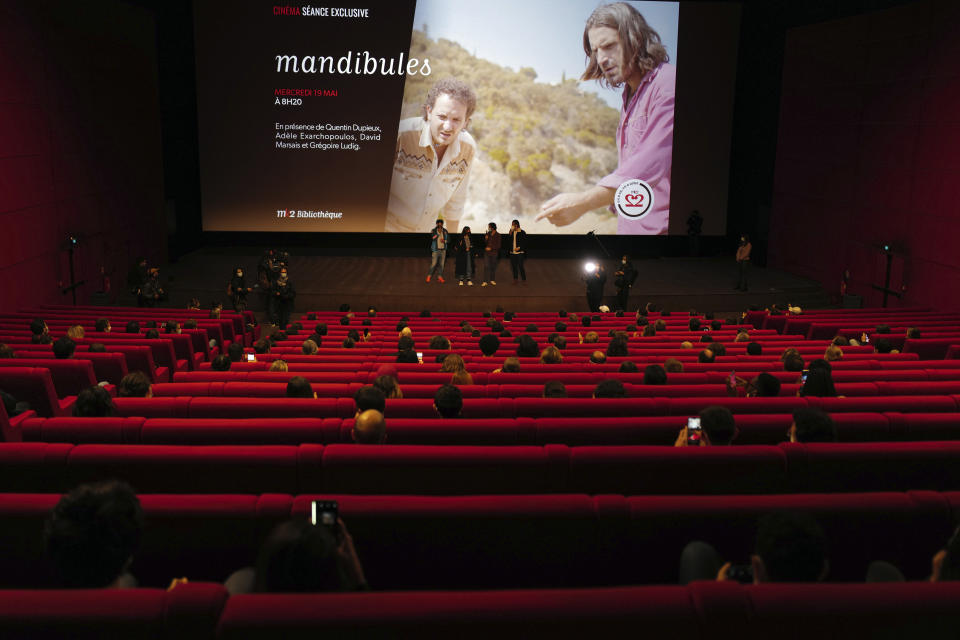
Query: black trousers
736 260 749 290
510 253 526 281
616 287 630 312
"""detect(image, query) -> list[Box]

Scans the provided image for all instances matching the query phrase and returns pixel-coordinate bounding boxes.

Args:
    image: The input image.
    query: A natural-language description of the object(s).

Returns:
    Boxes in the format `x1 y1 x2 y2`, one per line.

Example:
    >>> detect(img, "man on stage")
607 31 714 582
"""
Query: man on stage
585 264 607 312
386 78 477 234
614 254 638 311
426 219 448 283
537 2 675 235
508 219 527 285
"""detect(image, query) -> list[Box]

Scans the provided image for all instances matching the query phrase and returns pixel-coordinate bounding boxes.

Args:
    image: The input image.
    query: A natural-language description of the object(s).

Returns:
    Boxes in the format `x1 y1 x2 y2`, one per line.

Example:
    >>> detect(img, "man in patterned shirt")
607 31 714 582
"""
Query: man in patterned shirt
386 78 477 233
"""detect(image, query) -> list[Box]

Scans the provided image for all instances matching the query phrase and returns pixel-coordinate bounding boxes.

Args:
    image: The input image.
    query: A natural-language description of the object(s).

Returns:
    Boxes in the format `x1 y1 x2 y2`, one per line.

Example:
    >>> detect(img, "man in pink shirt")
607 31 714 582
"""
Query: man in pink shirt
538 2 675 235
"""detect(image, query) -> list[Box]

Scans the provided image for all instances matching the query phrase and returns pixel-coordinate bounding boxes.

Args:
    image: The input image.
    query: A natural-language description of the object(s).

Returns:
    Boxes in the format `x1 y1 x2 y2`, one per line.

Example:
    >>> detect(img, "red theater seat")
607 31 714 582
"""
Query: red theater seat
0 367 73 418
340 418 535 445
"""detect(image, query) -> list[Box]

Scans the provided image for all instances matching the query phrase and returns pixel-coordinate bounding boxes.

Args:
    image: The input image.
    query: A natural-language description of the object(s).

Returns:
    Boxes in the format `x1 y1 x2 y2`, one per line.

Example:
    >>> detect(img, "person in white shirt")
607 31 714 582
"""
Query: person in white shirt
386 78 477 233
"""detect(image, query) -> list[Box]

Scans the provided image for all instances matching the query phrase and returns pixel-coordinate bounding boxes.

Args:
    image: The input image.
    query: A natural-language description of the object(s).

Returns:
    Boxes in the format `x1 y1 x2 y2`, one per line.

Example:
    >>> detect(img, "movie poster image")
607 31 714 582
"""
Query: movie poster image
386 0 679 235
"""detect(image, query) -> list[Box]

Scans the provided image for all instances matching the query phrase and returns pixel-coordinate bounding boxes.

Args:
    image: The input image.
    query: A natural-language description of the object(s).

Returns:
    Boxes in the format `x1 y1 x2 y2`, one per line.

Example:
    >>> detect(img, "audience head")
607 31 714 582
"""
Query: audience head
688 318 701 331
53 337 76 360
428 335 451 350
932 527 960 582
395 349 418 363
73 386 115 417
254 338 272 354
252 519 357 593
749 372 782 398
285 376 315 399
478 334 500 357
0 344 13 359
434 383 463 418
583 331 599 343
823 345 843 362
543 381 567 398
95 318 111 333
164 321 180 334
269 359 289 372
874 338 892 354
746 342 763 356
799 368 837 398
555 321 567 332
875 324 890 334
590 350 607 365
606 337 629 357
86 341 105 352
789 408 837 443
618 360 639 373
440 353 466 373
906 327 922 340
145 329 160 340
783 355 805 372
501 357 521 373
341 337 356 349
315 323 328 336
700 405 737 445
643 364 667 386
753 512 828 583
118 371 152 398
708 342 726 357
540 346 563 364
642 325 656 337
66 325 85 340
211 355 231 371
352 409 387 445
227 343 245 362
593 379 625 398
44 480 143 588
353 385 386 414
697 349 715 364
680 340 693 349
302 339 318 355
663 358 684 373
831 335 849 347
372 374 402 399
30 318 48 336
516 335 538 358
555 336 568 350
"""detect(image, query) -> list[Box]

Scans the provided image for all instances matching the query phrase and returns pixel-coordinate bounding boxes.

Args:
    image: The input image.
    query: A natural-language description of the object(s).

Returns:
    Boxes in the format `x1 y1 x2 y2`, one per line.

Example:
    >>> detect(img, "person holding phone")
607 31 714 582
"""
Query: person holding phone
674 405 737 446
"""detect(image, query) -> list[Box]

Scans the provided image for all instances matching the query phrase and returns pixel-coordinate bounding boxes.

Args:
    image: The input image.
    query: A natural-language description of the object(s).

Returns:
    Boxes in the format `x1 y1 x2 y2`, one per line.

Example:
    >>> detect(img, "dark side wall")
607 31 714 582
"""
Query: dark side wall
0 0 165 308
769 0 960 309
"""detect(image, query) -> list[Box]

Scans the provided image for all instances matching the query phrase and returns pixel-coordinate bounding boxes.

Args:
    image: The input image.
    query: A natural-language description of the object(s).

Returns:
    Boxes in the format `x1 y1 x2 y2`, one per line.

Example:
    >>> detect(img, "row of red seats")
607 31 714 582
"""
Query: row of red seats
3 441 960 495
13 412 960 447
0 491 955 588
2 581 958 638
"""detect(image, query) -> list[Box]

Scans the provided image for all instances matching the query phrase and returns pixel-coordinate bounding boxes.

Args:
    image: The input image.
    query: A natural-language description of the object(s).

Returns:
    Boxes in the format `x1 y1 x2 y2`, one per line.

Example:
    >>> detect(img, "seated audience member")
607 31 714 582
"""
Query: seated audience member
783 355 805 372
341 337 356 349
0 344 13 359
642 325 657 337
1 388 30 416
227 342 245 363
88 343 107 353
440 353 467 374
516 335 539 358
286 376 316 399
798 368 838 398
182 319 198 332
125 320 140 334
44 480 144 588
807 358 832 373
619 361 639 373
606 338 629 357
397 336 415 354
53 337 76 360
354 385 386 415
931 527 960 582
30 317 49 338
708 342 726 357
874 338 893 354
748 372 782 398
831 335 849 347
73 386 115 417
164 321 180 334
780 347 800 362
118 372 152 398
540 346 563 364
555 336 568 350
269 359 289 372
675 405 737 447
688 318 701 331
906 327 922 340
593 379 626 398
478 334 500 357
679 512 828 584
824 345 843 362
581 317 592 327
547 332 560 345
679 340 692 349
496 357 521 374
340 317 350 326
314 323 328 337
450 369 473 385
643 364 668 385
789 408 837 443
554 321 567 332
211 355 232 371
254 338 272 354
524 323 538 333
302 340 318 355
346 329 361 344
225 519 366 594
746 342 762 356
396 349 418 363
697 349 715 364
145 329 160 340
32 333 53 345
875 324 891 334
95 318 111 333
654 319 666 332
428 335 451 350
66 325 85 340
434 384 463 418
581 331 599 344
352 409 387 444
664 358 684 373
543 381 567 398
589 351 607 365
734 331 749 342
372 374 402 399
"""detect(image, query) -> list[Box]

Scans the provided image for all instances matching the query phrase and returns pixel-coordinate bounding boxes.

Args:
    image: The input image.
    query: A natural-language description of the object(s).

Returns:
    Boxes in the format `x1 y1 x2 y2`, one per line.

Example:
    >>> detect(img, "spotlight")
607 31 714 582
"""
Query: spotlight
584 262 597 273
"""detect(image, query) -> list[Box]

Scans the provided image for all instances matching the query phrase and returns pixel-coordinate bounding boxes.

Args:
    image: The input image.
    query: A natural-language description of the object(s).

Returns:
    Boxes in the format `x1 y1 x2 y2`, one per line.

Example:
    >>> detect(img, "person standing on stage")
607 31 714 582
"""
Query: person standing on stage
585 264 607 312
508 219 528 285
454 226 477 286
270 266 296 329
227 266 253 312
481 222 501 287
614 255 638 311
537 2 675 235
386 78 477 233
426 219 449 283
735 234 752 291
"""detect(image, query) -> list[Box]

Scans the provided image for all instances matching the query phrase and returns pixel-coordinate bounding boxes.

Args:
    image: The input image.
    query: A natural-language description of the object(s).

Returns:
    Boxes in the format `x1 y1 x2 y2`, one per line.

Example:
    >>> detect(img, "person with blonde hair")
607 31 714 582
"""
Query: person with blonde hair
440 353 466 373
824 345 843 362
540 345 563 364
66 325 85 340
269 359 289 372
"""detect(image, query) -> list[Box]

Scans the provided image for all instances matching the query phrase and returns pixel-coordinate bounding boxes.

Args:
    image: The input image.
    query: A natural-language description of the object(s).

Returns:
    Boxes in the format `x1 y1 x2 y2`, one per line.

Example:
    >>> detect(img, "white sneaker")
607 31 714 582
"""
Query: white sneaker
490 280 497 286
481 282 488 287
458 281 464 286
467 281 473 286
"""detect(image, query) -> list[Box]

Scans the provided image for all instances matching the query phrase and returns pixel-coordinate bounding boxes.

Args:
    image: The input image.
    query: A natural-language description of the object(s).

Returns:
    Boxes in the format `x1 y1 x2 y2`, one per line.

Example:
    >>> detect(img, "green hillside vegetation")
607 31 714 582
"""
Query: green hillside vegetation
401 30 619 201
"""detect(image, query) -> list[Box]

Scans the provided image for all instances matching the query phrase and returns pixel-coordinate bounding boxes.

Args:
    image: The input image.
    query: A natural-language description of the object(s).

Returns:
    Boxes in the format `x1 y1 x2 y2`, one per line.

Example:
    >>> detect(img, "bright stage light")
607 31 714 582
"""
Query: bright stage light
584 262 597 273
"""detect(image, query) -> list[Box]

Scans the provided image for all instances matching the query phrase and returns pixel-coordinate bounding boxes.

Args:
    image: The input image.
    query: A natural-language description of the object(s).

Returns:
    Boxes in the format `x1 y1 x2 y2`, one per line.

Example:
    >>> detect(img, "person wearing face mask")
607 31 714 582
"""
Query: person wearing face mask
735 233 752 291
508 219 527 285
227 267 253 312
454 226 478 286
269 267 296 329
614 255 638 311
141 268 166 308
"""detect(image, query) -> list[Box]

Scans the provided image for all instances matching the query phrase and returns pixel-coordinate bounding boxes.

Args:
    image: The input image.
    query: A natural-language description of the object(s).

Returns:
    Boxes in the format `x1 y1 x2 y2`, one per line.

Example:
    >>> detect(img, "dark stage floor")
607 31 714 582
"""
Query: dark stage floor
154 249 830 318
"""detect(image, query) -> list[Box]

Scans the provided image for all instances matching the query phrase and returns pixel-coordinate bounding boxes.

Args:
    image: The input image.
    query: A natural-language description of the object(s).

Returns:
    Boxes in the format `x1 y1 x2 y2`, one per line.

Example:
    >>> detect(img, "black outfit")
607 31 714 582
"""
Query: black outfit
484 230 501 283
454 232 479 282
128 263 149 307
614 260 638 311
687 211 703 257
508 228 527 282
270 277 296 329
141 275 166 308
585 269 607 312
228 275 250 312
